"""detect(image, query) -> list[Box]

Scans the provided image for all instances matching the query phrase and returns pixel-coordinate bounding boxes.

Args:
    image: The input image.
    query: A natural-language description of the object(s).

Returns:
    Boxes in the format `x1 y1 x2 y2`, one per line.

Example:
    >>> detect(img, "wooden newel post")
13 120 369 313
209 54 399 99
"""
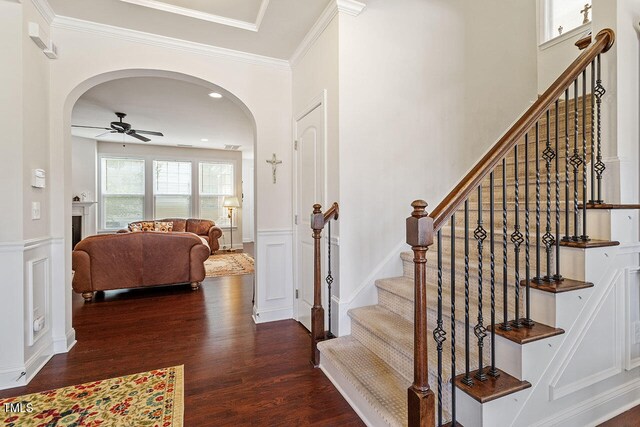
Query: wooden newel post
311 203 325 366
406 200 435 427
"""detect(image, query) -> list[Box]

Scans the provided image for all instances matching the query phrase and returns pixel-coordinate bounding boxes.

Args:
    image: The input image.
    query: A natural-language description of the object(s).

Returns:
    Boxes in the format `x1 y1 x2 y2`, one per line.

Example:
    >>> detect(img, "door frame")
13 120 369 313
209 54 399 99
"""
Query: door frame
293 90 328 325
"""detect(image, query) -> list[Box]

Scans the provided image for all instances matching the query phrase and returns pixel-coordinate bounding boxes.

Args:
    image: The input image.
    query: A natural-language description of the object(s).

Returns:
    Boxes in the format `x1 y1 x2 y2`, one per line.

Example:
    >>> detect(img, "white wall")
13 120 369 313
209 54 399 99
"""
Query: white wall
0 0 58 391
242 158 255 242
71 136 97 236
336 0 538 309
96 141 244 248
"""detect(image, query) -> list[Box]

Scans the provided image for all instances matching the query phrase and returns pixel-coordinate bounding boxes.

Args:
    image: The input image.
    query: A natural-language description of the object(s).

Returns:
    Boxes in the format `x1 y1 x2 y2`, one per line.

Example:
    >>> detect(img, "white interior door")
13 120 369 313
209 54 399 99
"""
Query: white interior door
295 103 325 331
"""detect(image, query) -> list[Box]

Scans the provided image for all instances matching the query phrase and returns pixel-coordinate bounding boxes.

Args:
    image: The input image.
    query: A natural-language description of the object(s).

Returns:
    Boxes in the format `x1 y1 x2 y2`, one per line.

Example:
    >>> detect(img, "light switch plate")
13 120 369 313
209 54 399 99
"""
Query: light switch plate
31 202 41 220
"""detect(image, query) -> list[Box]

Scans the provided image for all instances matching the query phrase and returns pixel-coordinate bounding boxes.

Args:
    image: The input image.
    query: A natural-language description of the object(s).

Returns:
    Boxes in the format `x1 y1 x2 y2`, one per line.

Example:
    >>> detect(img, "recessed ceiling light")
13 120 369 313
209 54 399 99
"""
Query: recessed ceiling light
208 92 223 99
201 138 209 142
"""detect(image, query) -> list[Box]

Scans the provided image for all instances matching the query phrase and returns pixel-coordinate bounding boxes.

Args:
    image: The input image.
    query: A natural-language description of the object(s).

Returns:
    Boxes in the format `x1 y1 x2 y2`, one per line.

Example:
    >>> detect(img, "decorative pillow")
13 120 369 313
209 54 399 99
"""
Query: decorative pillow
154 221 174 232
130 223 143 232
140 221 155 231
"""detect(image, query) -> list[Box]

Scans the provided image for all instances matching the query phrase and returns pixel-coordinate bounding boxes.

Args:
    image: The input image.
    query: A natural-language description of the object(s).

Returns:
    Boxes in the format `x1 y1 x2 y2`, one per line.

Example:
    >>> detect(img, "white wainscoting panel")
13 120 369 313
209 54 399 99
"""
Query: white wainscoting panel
253 229 294 323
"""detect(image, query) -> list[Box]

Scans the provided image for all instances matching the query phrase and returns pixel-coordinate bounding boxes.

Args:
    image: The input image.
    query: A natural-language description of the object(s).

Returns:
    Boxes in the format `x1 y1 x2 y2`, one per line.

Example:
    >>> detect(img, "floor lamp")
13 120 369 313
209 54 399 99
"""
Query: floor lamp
223 196 240 252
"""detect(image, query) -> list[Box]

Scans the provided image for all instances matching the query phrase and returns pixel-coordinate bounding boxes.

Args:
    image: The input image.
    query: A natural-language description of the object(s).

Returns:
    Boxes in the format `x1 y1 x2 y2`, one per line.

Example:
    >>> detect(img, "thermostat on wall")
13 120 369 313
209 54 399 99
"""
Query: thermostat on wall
32 169 46 188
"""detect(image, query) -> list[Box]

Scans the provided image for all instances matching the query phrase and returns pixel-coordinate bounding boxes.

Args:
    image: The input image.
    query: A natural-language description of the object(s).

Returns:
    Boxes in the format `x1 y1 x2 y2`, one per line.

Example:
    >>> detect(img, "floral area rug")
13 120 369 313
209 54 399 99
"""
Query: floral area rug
205 252 255 278
0 365 183 427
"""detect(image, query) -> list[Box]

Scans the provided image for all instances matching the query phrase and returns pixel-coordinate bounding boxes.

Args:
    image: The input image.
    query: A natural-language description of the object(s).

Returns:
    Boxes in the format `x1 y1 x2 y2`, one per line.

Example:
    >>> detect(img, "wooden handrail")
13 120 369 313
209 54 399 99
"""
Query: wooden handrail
429 28 615 232
310 202 340 366
575 32 592 50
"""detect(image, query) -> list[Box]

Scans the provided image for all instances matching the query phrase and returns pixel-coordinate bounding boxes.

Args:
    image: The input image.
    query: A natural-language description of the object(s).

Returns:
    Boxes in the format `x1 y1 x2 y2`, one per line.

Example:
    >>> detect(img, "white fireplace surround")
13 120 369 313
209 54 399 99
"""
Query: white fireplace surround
72 201 96 239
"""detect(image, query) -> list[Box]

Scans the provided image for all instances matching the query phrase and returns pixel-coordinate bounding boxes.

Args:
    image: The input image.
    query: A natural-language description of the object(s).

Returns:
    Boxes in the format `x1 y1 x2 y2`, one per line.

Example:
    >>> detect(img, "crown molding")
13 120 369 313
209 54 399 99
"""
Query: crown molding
336 0 366 17
119 0 270 32
289 0 366 67
30 0 55 25
51 16 290 69
289 0 338 66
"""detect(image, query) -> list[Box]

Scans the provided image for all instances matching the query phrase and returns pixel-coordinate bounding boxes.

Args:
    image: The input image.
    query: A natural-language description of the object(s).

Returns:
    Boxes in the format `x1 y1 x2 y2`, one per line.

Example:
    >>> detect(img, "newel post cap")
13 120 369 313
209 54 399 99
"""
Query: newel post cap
406 200 434 247
311 204 325 231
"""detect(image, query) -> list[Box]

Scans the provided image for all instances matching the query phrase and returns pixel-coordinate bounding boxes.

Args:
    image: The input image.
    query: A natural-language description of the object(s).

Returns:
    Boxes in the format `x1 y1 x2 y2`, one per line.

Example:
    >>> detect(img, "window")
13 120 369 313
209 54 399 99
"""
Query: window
199 162 234 227
101 158 145 229
542 0 591 43
153 160 192 218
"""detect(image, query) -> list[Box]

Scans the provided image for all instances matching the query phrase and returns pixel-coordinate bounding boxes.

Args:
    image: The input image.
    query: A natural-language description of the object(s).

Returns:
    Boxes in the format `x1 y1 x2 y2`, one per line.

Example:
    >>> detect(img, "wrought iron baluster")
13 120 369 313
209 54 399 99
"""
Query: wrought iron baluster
462 200 473 386
500 159 511 331
326 221 334 337
474 185 488 380
543 110 556 280
524 133 534 327
581 70 589 241
535 122 542 282
563 89 571 241
594 54 606 203
511 145 524 328
570 79 583 240
489 172 499 375
434 230 445 427
450 215 457 424
589 60 596 204
554 100 563 281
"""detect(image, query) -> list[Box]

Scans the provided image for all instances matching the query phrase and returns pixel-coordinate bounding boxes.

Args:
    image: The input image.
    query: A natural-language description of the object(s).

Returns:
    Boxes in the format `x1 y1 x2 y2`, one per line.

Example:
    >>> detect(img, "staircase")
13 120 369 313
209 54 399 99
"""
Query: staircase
311 29 640 426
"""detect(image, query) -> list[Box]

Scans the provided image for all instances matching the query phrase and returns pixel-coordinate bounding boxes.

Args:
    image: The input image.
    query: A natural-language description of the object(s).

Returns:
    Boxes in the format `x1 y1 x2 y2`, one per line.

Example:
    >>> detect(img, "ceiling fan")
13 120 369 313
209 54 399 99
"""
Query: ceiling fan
72 112 164 142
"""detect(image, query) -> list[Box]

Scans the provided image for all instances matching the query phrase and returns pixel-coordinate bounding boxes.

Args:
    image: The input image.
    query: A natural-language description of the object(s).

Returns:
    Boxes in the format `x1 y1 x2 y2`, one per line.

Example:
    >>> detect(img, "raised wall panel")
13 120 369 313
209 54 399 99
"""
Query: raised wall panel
254 230 293 323
26 257 49 346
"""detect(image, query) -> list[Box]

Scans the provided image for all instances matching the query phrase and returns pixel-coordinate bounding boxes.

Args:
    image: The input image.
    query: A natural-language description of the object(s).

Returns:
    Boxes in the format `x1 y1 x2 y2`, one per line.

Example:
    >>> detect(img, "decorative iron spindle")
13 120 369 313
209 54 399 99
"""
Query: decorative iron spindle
474 185 488 381
594 54 606 203
554 100 563 281
589 60 597 204
581 70 589 241
326 221 334 337
511 145 524 328
489 172 499 376
570 79 583 240
535 122 542 282
450 215 457 424
500 159 511 331
563 89 571 241
462 200 473 386
434 230 445 427
542 109 556 280
524 133 534 327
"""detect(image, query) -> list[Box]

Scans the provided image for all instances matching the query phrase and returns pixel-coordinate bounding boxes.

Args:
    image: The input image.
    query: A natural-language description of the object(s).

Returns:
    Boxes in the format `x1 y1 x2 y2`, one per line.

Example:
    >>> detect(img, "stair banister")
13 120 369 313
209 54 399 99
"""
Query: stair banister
406 28 615 427
429 29 614 232
311 202 339 367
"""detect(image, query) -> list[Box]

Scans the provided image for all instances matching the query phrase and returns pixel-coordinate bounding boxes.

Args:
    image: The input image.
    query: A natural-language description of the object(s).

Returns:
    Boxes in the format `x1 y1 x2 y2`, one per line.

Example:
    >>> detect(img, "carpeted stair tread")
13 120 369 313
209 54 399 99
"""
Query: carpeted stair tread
318 336 409 427
377 276 414 301
350 306 414 359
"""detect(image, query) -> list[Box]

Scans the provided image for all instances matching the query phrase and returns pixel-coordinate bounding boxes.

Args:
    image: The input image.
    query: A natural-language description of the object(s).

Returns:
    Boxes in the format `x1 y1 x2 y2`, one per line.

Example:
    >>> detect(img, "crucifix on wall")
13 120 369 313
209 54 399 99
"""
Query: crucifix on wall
266 153 282 184
581 3 592 25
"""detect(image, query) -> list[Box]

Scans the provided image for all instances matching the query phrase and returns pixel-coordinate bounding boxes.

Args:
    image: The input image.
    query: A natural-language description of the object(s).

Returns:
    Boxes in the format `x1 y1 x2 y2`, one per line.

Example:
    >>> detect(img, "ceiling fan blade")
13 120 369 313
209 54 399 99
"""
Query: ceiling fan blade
129 132 151 143
95 130 116 138
133 130 164 137
72 125 111 130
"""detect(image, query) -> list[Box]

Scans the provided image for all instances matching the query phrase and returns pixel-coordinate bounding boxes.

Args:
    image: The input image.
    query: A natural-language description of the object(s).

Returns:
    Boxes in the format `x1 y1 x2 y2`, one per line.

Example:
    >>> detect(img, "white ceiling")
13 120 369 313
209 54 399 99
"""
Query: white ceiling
71 77 255 158
48 0 332 59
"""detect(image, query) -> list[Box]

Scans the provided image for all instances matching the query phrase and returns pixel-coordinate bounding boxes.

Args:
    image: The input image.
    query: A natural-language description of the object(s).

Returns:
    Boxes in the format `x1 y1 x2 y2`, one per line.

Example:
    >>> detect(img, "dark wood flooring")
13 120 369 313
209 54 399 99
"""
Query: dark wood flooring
599 405 640 426
0 245 363 426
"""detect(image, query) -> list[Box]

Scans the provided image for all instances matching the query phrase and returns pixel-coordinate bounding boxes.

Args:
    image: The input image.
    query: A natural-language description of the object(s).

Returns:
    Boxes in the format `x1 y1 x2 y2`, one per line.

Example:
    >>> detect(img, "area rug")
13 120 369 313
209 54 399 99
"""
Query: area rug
205 252 254 278
0 365 183 427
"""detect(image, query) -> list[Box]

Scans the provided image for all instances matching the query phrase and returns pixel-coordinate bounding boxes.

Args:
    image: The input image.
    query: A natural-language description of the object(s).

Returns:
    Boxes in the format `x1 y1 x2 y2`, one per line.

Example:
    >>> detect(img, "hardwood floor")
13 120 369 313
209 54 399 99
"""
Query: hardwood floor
599 405 640 426
0 248 363 426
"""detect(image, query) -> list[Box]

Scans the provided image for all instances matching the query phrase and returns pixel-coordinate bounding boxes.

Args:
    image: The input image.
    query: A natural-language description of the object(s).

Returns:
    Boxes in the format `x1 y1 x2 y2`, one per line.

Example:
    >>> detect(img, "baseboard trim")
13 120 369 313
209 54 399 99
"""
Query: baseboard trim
252 306 293 324
53 328 76 354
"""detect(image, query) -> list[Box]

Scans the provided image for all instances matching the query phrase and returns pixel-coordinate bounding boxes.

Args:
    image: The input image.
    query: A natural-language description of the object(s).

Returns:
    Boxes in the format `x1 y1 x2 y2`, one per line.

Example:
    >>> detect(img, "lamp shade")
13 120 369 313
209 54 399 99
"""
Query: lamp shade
223 196 240 208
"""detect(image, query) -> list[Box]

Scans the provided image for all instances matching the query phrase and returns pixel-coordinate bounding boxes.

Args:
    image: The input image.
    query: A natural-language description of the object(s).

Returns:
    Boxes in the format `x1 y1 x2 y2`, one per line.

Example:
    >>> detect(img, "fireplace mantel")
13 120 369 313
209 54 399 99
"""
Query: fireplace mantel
72 202 96 241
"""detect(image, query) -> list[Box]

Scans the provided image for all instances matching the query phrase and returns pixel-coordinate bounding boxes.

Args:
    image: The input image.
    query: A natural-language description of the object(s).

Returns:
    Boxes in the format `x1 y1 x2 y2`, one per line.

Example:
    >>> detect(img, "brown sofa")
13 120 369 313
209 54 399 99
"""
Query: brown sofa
121 218 222 253
72 232 210 302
